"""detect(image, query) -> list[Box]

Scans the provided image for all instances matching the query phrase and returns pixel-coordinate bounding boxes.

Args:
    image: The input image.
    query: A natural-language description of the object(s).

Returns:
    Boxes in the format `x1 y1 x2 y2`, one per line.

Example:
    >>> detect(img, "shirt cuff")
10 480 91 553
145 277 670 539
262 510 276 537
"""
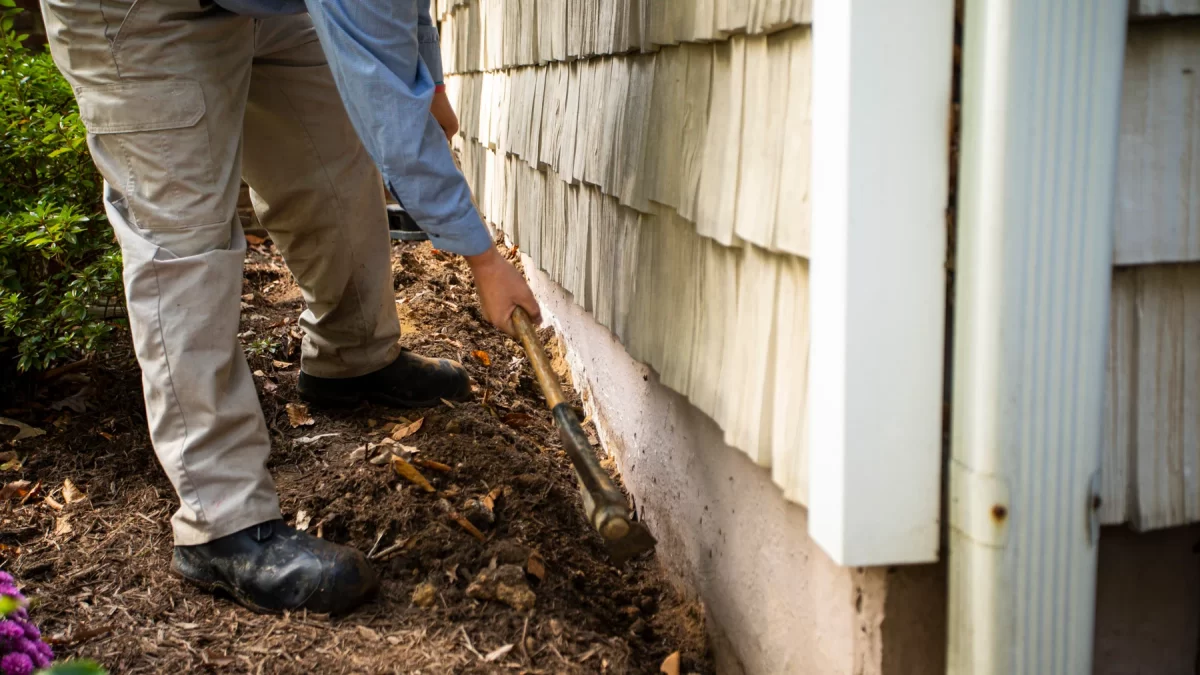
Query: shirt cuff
417 24 445 89
426 217 495 257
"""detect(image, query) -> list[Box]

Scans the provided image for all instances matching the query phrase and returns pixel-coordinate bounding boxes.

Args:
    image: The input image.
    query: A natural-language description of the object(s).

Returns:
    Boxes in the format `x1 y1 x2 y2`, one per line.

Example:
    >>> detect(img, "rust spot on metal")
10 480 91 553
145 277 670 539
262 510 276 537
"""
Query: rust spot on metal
991 505 1008 521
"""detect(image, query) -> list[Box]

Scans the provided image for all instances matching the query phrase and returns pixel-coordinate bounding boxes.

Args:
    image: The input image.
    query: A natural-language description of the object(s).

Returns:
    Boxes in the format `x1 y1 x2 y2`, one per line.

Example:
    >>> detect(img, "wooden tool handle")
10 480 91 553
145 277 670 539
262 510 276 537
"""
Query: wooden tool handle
511 307 567 410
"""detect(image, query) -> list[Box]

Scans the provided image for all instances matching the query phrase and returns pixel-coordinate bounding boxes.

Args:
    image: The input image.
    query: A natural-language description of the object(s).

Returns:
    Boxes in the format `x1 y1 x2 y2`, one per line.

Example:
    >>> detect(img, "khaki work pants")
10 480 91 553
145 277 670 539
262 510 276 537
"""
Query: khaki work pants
40 0 403 545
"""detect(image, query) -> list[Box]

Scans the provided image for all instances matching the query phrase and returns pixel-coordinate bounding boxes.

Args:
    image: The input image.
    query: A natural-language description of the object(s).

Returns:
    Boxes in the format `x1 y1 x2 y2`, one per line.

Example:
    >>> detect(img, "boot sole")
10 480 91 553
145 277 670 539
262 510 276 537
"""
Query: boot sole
169 565 284 616
298 387 469 410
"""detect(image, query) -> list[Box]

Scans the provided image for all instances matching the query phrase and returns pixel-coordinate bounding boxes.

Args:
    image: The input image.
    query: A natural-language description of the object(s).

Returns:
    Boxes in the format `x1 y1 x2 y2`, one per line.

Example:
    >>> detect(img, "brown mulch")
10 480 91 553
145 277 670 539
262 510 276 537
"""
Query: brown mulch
0 238 711 674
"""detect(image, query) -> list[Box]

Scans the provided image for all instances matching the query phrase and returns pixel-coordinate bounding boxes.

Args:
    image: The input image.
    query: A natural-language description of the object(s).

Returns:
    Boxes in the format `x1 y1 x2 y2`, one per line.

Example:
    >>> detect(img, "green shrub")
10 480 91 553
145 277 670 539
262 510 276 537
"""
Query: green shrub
0 3 122 375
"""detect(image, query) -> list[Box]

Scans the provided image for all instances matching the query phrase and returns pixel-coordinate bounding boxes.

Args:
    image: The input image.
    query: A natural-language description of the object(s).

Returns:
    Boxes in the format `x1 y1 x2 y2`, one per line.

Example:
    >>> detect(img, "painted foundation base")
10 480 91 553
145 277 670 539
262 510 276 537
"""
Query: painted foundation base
522 261 947 675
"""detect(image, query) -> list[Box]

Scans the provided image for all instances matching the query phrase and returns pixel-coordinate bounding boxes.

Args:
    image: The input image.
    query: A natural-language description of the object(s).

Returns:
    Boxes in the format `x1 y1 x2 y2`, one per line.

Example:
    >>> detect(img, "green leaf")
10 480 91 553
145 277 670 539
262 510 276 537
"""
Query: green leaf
0 594 18 617
47 146 71 157
0 0 16 9
40 660 109 675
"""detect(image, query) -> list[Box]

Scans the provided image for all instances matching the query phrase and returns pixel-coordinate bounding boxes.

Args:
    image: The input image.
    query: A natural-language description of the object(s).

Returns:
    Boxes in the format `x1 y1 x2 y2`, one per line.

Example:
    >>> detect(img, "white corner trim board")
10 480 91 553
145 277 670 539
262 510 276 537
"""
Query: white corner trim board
807 0 954 566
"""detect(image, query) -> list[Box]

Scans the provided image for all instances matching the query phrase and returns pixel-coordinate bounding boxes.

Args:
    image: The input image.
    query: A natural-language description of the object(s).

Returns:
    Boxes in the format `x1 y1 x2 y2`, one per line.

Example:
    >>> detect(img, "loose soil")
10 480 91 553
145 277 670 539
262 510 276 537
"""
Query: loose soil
0 238 712 674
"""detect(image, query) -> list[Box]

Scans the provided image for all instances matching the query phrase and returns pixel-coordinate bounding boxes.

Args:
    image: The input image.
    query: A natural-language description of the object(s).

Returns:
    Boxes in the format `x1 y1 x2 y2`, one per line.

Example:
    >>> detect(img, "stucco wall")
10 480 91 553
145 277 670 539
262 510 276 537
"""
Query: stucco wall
523 260 946 674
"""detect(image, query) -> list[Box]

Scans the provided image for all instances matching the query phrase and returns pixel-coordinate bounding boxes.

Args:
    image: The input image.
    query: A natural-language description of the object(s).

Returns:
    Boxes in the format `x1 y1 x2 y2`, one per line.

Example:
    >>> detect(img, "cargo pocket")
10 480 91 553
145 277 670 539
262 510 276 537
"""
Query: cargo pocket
76 79 226 231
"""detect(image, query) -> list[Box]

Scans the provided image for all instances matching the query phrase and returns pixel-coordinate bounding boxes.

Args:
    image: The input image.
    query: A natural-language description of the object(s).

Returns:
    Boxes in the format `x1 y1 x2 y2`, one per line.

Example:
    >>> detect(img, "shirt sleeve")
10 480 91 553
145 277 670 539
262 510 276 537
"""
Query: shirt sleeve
302 0 492 257
417 0 445 86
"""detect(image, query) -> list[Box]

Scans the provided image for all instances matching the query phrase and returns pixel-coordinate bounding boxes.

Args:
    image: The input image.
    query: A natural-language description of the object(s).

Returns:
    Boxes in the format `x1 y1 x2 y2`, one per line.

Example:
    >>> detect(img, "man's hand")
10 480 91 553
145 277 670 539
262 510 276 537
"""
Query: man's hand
466 248 541 337
431 89 459 141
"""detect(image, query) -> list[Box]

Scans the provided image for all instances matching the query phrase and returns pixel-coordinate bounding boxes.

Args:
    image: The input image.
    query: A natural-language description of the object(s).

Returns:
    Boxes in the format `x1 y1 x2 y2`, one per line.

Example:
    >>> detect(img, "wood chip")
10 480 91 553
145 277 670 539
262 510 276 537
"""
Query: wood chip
526 550 546 581
484 644 514 662
391 455 435 492
481 486 503 511
413 458 453 473
660 651 681 675
450 512 487 542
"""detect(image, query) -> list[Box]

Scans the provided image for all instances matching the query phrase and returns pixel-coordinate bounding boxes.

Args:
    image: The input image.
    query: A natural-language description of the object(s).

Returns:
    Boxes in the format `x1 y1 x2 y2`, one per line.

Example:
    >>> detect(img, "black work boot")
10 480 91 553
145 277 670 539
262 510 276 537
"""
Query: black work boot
171 520 379 615
298 348 471 408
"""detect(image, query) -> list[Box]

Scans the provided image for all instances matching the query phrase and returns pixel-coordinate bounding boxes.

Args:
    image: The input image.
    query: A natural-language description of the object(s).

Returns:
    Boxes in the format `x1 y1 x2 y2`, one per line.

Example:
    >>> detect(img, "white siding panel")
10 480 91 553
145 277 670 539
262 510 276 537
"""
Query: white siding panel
1114 22 1200 265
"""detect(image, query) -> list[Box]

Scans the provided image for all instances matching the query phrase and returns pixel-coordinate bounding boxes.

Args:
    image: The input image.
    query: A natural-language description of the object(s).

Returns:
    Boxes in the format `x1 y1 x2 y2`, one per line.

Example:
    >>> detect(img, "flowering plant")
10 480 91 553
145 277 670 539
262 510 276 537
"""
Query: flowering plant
0 572 104 675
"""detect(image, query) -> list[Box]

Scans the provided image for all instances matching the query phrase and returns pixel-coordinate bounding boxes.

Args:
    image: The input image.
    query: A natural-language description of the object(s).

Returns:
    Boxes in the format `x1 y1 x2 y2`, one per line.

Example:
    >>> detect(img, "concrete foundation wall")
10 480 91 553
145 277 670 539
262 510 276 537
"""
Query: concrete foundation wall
523 262 946 675
1094 525 1200 675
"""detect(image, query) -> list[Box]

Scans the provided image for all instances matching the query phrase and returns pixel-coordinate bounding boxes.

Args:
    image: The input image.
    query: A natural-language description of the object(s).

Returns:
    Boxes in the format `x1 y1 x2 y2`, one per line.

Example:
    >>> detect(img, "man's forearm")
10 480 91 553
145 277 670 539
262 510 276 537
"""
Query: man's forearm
302 0 491 257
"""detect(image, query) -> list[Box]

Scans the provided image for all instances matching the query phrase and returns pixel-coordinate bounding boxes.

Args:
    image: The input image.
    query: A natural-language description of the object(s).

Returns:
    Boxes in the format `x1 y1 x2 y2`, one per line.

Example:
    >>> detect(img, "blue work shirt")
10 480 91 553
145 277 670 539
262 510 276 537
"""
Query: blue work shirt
216 0 492 257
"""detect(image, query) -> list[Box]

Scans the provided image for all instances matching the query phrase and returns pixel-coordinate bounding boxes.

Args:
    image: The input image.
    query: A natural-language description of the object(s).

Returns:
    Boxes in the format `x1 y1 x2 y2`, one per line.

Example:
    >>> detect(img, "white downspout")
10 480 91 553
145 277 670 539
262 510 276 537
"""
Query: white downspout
948 1 1127 674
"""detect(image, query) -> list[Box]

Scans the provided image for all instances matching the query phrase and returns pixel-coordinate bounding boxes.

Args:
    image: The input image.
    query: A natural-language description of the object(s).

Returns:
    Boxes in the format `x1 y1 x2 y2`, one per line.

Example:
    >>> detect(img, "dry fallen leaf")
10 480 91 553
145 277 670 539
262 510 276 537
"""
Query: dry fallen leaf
472 350 492 367
286 402 315 428
484 644 514 662
0 417 44 441
526 550 546 582
54 515 72 536
660 651 681 675
0 480 31 502
244 233 266 246
391 455 435 493
0 452 21 472
62 479 86 504
44 495 64 511
262 380 278 393
440 398 457 409
390 418 424 441
273 360 293 369
295 510 311 531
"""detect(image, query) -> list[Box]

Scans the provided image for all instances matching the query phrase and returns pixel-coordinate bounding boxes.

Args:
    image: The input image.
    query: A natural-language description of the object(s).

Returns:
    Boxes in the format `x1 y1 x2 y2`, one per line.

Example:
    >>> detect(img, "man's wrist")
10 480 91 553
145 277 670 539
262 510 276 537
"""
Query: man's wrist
464 247 503 270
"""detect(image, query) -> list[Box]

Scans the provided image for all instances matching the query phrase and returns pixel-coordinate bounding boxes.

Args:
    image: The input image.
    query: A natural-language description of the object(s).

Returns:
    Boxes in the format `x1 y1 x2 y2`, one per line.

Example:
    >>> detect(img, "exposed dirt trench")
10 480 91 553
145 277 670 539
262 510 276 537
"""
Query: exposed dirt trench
0 238 712 674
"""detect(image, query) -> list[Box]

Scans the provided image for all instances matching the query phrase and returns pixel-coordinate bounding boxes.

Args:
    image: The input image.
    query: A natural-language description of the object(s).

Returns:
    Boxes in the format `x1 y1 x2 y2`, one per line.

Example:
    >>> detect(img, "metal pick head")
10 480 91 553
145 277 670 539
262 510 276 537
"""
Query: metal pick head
602 520 658 566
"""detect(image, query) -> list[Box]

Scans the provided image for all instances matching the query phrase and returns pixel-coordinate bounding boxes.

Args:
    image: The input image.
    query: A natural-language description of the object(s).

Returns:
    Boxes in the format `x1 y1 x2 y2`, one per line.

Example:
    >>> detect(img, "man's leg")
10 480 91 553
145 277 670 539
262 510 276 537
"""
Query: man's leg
39 0 375 614
241 15 472 407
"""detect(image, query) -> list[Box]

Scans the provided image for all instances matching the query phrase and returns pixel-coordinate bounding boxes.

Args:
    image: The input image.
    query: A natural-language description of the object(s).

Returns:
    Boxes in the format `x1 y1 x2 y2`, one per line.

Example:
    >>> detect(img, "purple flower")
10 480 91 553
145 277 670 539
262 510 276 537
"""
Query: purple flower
0 586 21 602
0 652 32 675
33 642 51 667
14 621 36 641
12 638 36 659
0 621 22 643
0 573 12 587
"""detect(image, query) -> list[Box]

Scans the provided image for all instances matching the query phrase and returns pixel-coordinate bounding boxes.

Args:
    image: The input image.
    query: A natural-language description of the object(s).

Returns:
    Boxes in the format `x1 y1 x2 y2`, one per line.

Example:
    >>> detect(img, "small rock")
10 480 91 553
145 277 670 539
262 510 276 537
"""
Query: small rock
487 540 530 566
467 565 536 612
412 582 437 608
